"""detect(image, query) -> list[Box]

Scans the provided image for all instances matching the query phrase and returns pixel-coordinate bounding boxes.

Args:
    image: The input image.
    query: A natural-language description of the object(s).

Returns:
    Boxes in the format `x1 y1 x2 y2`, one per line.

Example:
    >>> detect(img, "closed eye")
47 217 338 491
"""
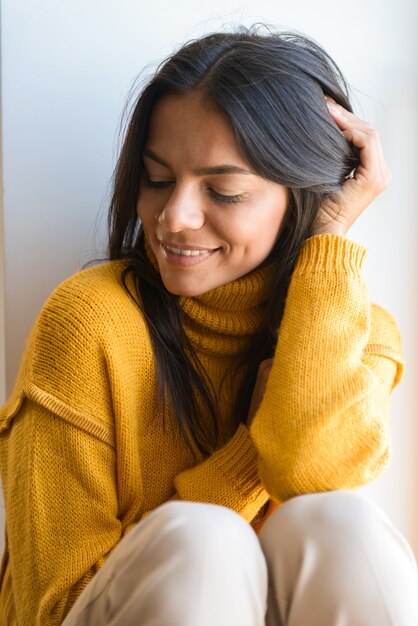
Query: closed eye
209 189 245 204
141 173 245 204
143 179 173 189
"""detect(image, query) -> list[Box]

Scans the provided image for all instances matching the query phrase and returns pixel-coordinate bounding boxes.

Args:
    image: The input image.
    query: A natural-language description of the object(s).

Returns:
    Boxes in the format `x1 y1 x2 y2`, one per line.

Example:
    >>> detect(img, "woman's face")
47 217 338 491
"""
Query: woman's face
137 91 289 297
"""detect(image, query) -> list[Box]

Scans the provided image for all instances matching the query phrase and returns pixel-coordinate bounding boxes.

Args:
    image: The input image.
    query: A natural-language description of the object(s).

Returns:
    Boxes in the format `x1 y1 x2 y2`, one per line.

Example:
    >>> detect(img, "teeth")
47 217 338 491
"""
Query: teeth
166 246 209 256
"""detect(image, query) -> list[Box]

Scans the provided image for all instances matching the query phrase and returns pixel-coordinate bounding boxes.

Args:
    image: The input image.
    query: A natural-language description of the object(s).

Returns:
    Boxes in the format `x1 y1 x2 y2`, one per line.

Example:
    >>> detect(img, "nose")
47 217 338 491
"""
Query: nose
157 186 205 232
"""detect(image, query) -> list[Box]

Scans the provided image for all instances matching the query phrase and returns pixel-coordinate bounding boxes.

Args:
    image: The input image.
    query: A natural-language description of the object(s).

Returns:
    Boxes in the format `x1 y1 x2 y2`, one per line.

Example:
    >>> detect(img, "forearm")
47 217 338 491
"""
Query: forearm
173 424 269 522
250 234 403 501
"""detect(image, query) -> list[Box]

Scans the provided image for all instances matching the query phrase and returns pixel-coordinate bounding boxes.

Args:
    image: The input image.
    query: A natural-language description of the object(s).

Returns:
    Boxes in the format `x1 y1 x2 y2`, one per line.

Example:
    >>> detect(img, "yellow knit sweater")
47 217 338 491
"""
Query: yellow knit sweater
0 234 404 625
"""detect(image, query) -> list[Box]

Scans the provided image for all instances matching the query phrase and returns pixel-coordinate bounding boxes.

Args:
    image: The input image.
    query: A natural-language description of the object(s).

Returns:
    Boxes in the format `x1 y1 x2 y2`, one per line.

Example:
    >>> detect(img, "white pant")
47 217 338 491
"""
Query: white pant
63 490 418 625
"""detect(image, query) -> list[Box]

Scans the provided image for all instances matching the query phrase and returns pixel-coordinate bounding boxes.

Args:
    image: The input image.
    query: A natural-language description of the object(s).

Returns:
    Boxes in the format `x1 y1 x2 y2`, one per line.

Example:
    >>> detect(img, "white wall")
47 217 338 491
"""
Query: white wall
0 4 6 555
1 0 417 560
0 49 4 407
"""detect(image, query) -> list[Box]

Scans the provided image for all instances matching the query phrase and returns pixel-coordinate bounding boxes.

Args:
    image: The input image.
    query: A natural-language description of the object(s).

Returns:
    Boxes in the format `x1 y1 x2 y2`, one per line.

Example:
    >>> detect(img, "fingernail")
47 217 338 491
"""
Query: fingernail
327 102 343 115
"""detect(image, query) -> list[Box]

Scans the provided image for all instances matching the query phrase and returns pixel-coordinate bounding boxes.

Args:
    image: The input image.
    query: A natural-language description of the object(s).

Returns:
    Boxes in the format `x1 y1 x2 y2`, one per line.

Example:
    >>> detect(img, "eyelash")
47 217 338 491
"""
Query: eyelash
142 176 245 205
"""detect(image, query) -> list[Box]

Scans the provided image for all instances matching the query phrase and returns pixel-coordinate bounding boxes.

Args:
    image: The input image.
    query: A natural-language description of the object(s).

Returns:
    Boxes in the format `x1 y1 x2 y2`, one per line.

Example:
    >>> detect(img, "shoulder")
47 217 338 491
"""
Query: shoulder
42 259 139 319
1 261 153 433
35 259 150 341
33 258 151 367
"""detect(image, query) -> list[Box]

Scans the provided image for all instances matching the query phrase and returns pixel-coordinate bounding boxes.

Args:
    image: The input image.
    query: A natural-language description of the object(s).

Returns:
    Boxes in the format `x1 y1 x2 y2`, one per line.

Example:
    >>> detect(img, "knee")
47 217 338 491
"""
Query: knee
146 500 262 562
259 489 388 551
258 490 418 623
121 502 267 624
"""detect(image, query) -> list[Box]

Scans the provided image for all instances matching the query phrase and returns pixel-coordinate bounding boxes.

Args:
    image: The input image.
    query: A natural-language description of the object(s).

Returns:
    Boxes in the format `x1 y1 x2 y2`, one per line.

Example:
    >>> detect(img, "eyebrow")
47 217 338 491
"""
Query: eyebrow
143 148 255 176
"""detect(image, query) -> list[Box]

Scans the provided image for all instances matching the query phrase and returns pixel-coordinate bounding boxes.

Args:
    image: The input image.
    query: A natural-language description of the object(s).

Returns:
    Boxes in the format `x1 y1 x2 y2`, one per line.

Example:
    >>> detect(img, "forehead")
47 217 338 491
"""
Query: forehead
145 91 250 168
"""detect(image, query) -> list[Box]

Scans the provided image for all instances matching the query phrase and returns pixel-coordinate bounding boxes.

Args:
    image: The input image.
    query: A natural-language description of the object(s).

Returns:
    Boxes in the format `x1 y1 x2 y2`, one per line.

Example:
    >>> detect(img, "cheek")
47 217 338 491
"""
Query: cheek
245 211 287 262
229 208 286 249
261 198 289 238
136 195 156 226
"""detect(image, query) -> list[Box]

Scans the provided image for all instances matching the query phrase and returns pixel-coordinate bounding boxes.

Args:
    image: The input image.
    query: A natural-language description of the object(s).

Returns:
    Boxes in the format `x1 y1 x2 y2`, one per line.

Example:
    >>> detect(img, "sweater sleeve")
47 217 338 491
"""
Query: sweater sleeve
173 423 269 523
0 265 145 624
0 399 122 625
249 234 405 502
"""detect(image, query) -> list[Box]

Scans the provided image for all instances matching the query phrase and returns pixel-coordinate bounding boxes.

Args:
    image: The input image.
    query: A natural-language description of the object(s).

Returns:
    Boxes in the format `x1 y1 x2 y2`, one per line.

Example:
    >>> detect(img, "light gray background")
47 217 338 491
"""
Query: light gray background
1 0 417 559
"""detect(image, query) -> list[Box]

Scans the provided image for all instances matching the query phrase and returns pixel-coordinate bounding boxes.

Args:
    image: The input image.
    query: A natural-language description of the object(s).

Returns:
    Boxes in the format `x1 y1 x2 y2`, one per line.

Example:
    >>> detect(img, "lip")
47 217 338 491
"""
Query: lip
158 239 219 252
158 240 220 267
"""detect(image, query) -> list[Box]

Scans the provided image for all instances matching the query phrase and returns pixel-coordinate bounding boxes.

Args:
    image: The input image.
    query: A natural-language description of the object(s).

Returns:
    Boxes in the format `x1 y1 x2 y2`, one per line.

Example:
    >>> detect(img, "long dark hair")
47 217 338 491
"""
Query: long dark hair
108 25 359 458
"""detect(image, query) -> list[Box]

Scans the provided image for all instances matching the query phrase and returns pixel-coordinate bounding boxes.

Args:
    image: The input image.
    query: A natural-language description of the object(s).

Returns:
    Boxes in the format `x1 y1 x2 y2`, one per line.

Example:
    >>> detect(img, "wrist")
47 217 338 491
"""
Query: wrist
296 233 367 275
311 224 348 238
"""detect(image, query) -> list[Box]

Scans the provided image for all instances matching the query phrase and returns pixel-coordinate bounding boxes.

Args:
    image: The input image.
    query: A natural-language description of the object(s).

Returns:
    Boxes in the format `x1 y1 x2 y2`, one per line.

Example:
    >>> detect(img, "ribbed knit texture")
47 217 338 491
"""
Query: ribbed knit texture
0 234 404 625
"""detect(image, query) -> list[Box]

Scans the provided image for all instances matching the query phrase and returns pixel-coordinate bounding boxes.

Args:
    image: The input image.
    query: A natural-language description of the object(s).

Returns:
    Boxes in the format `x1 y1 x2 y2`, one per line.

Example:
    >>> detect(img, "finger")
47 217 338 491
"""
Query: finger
259 358 273 375
343 127 380 176
340 125 385 170
340 127 390 189
327 105 389 182
327 103 375 135
324 97 376 137
256 358 273 388
325 99 374 129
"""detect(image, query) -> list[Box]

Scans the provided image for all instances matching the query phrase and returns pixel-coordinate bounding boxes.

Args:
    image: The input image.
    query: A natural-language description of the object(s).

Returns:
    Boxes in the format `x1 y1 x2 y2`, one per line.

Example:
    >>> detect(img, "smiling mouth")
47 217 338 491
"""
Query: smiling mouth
160 242 220 266
165 245 213 257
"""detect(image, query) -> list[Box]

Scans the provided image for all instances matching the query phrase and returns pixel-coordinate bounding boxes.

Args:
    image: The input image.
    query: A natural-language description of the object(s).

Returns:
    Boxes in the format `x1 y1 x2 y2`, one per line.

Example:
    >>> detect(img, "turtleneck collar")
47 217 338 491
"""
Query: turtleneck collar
144 237 274 356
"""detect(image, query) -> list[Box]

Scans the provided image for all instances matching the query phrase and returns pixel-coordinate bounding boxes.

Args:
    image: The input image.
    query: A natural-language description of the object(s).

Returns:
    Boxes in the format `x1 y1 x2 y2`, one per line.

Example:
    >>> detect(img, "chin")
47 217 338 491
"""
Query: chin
160 275 220 298
163 283 208 297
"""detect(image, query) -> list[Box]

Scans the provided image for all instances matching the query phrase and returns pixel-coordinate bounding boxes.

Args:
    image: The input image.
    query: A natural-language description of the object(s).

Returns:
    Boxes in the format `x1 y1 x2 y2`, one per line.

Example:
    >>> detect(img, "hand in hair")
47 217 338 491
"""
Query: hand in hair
312 96 392 237
247 358 274 427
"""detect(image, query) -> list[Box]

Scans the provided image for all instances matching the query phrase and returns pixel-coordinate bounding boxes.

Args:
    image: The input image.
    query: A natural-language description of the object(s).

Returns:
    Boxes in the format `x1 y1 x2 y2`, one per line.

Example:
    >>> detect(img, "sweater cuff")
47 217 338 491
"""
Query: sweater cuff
174 424 268 522
295 234 367 275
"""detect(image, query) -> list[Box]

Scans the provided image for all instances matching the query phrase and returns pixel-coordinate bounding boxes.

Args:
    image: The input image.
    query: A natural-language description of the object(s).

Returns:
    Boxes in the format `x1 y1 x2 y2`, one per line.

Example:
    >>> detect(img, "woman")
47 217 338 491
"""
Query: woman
0 26 417 625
